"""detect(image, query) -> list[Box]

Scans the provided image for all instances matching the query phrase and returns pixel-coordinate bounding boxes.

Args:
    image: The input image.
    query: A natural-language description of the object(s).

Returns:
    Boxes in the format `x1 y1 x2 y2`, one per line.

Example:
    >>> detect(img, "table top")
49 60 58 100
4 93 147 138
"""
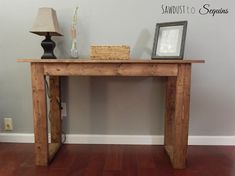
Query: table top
17 59 205 64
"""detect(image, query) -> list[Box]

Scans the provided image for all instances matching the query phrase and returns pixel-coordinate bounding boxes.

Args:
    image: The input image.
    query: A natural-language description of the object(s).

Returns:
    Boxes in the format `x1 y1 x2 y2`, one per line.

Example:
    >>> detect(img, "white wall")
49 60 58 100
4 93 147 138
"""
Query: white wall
0 0 234 136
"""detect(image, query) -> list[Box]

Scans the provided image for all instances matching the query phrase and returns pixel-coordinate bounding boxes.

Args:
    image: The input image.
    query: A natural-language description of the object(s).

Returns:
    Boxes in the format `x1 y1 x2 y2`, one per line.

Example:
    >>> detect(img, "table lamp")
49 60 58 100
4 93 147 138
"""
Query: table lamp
30 7 63 59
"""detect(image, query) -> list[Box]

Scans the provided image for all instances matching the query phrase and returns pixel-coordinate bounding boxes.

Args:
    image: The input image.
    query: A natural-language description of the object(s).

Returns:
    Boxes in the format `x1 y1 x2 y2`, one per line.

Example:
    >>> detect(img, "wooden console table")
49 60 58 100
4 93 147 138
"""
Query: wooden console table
18 59 204 169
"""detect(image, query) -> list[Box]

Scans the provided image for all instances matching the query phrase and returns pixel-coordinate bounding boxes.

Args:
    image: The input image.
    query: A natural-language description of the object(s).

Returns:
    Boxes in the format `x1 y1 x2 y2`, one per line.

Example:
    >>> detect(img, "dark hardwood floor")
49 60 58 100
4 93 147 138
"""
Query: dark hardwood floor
0 143 234 176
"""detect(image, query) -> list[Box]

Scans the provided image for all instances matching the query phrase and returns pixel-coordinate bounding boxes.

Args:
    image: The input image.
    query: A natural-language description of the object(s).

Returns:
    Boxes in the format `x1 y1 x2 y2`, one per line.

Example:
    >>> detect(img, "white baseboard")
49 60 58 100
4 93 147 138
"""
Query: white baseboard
0 133 234 145
0 133 34 143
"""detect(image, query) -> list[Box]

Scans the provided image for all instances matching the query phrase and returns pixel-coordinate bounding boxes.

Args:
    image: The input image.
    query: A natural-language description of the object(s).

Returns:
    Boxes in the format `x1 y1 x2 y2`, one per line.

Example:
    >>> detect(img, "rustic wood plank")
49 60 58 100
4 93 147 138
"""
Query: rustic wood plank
172 64 191 169
48 143 61 161
164 77 176 147
31 63 49 166
17 58 205 64
43 63 178 76
49 76 61 143
165 145 173 162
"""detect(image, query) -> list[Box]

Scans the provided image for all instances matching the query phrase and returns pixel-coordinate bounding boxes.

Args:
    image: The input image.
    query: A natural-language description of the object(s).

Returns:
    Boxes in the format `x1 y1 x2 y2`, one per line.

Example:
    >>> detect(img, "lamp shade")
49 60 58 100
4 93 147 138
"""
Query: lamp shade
30 7 62 36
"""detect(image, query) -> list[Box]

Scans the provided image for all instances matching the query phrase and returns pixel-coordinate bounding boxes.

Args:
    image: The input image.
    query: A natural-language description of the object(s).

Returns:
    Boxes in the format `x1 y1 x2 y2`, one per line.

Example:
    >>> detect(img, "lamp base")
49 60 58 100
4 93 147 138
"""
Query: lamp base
41 33 56 59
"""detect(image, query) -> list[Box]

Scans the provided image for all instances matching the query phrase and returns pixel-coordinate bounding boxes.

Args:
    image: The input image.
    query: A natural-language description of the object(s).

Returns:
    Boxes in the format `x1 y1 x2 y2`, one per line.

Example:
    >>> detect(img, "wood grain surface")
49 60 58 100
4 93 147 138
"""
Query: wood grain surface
0 144 234 176
17 58 205 64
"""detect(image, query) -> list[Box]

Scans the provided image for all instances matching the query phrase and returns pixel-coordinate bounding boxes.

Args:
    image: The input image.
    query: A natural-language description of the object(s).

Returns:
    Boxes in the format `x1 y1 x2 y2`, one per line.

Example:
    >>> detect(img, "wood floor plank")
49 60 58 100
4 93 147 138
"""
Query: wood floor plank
83 145 106 176
104 145 123 171
136 145 157 169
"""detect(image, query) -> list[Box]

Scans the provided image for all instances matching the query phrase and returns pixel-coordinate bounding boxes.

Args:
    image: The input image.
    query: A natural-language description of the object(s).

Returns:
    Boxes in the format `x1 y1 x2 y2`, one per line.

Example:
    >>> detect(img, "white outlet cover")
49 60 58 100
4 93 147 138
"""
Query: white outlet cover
4 118 13 130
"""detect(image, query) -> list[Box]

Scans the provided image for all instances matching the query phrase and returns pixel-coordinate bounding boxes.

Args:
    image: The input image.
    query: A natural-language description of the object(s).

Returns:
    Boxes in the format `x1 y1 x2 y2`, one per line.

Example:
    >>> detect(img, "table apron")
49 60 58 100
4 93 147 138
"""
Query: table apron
43 63 178 76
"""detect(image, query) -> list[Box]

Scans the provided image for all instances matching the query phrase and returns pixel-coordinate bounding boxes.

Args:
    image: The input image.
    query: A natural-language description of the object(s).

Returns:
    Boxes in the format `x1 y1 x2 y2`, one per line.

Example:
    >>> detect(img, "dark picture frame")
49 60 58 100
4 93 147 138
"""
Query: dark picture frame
151 21 188 60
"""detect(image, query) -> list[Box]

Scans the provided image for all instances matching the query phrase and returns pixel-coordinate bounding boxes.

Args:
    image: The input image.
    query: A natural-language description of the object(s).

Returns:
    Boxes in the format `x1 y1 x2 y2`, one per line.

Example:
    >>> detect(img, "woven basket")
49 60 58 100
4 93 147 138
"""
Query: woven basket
91 45 130 60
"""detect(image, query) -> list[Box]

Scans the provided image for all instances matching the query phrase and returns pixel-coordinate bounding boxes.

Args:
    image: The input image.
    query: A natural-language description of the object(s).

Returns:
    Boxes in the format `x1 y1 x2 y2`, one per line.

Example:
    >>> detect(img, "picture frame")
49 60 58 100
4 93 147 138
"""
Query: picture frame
151 21 188 60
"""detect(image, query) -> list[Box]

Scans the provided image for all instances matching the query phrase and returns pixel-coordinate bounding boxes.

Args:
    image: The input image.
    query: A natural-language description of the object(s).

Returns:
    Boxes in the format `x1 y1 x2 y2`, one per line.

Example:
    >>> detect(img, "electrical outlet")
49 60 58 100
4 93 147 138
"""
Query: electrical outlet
61 102 67 117
4 118 13 131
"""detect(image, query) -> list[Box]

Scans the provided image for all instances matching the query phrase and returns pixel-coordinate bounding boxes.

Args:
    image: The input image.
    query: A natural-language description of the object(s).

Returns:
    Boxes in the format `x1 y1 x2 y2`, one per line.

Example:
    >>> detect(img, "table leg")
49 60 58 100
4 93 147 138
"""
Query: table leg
31 63 49 165
49 76 61 143
165 64 191 169
49 76 62 161
164 76 176 157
